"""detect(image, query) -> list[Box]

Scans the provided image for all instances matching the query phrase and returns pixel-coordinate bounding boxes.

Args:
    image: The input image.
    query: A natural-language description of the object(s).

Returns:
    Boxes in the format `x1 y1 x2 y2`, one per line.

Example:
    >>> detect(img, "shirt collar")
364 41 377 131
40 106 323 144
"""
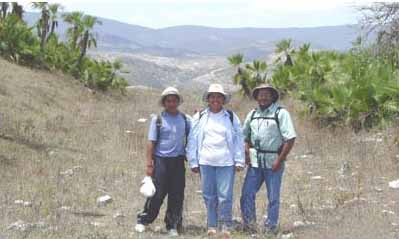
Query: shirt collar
204 107 229 117
257 103 277 113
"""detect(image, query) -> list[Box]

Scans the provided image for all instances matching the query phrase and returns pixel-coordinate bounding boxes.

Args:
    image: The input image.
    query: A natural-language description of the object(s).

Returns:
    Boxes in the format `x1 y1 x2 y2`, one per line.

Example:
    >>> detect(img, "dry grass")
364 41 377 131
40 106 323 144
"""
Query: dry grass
1 57 399 239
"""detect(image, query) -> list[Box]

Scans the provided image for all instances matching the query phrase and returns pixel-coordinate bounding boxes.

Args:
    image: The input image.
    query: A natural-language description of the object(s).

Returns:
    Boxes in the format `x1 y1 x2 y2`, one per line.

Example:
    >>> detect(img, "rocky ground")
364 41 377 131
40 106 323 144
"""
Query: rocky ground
1 58 399 239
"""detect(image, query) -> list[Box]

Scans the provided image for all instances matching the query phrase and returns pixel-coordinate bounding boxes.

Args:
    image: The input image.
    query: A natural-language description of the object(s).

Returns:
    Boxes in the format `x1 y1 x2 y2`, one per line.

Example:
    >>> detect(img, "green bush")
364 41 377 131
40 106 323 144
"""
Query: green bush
0 6 129 93
271 41 399 130
0 15 40 65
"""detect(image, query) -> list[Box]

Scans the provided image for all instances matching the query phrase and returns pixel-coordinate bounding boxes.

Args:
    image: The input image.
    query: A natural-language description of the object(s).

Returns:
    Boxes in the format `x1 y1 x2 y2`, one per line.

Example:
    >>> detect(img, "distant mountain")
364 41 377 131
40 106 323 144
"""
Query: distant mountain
24 12 362 89
24 12 360 60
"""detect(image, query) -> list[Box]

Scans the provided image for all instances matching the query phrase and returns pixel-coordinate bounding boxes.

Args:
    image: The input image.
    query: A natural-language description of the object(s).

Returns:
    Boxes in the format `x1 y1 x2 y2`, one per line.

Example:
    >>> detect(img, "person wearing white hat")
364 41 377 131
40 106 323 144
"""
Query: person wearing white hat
186 84 245 238
240 84 296 235
136 87 191 237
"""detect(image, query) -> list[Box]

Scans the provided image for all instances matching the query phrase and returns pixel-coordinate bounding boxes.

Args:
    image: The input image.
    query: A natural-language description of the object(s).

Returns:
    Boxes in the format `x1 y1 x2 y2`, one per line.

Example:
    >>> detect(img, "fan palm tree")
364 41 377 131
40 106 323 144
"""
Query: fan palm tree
47 3 63 41
1 2 9 20
63 11 84 50
245 60 268 86
11 2 23 20
32 2 50 52
228 53 251 98
76 15 102 68
275 39 294 66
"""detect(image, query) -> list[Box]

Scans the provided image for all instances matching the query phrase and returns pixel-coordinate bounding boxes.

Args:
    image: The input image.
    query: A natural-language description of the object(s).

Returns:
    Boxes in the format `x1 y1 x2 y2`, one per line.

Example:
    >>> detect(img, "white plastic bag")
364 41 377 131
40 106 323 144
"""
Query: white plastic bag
140 176 156 198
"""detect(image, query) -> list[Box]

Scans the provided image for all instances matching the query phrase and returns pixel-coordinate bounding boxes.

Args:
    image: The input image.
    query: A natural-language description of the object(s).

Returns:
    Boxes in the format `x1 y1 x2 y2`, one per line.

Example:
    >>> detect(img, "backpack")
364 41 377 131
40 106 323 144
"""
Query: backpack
198 109 234 125
155 112 190 146
248 106 283 154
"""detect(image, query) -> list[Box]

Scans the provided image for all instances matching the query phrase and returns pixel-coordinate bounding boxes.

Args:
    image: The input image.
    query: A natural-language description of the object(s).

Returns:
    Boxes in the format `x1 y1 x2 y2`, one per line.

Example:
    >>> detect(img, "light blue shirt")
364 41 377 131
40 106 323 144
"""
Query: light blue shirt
186 108 245 168
242 103 297 168
148 111 191 158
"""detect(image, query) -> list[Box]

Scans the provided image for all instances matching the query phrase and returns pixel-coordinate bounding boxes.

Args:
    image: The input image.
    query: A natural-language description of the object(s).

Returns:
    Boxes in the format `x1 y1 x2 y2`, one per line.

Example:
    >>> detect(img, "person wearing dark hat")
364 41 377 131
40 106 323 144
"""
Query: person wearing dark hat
187 84 244 239
135 87 191 237
240 84 296 235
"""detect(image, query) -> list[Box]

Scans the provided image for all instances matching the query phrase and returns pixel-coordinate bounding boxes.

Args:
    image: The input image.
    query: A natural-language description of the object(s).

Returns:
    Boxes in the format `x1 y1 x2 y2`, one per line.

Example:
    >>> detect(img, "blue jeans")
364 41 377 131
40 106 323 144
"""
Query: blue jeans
200 165 235 229
240 164 284 229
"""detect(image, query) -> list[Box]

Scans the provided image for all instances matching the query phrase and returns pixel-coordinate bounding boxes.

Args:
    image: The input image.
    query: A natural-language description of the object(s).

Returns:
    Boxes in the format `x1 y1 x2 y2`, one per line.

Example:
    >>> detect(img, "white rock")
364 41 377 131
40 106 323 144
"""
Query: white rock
392 222 399 227
125 130 134 134
374 187 383 193
90 222 104 227
8 220 30 231
282 233 295 239
382 210 395 215
60 169 74 176
14 200 24 205
293 221 305 228
60 206 71 211
389 179 399 189
311 176 323 180
113 212 125 219
73 166 82 170
23 201 32 207
97 195 113 206
289 204 297 209
137 118 147 123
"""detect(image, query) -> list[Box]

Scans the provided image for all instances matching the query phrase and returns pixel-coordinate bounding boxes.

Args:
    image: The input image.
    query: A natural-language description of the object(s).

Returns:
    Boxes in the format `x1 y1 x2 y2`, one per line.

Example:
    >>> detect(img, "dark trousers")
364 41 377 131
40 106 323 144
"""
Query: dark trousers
137 156 186 230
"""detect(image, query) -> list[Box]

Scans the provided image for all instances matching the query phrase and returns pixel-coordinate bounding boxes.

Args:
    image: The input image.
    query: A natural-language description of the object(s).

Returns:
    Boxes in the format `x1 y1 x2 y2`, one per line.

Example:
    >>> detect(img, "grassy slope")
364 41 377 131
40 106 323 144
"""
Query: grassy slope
0 58 399 239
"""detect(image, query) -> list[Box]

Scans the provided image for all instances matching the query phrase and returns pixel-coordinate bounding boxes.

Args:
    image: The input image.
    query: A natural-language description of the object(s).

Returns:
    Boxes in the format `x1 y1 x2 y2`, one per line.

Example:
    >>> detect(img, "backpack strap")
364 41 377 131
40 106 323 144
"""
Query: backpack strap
155 113 163 146
226 110 234 125
275 106 283 136
181 112 190 146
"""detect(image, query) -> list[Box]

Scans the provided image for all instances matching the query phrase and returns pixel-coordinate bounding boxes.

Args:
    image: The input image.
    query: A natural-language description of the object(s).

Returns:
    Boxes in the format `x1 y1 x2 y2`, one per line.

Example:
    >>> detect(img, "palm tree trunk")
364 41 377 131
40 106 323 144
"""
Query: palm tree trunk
240 79 251 99
39 9 49 52
1 3 9 19
47 21 56 42
77 30 89 69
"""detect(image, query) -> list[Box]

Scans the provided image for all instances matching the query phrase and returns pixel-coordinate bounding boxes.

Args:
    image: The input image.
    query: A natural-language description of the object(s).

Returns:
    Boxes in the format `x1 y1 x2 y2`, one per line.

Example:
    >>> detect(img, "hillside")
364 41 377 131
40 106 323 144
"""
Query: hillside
24 12 359 59
1 58 399 239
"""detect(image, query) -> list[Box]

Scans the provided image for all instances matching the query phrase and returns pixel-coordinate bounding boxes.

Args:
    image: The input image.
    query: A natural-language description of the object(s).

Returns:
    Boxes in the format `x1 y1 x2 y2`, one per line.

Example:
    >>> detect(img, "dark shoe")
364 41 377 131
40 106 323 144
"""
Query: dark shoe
263 225 279 235
242 224 258 234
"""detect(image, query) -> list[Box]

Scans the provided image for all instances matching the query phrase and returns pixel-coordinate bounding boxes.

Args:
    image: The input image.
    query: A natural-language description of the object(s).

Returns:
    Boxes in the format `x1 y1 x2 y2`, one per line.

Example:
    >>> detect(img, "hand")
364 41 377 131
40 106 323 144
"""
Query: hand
191 167 200 173
146 165 154 177
271 160 282 172
236 166 244 172
245 154 251 166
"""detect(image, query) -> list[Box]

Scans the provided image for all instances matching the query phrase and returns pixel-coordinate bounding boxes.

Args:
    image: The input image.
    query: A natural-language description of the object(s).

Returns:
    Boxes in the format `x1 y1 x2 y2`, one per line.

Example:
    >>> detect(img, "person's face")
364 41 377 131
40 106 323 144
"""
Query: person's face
257 89 274 108
208 93 225 112
163 95 180 113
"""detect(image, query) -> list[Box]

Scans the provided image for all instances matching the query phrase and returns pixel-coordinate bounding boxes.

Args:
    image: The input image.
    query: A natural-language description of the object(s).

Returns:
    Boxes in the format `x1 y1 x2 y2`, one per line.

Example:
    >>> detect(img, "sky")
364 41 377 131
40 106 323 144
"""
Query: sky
18 0 398 29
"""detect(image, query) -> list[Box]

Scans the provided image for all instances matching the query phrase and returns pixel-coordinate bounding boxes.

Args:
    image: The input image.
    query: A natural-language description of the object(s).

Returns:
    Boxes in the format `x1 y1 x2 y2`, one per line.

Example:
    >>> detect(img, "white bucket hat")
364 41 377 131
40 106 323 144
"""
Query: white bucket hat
159 86 183 106
203 84 231 104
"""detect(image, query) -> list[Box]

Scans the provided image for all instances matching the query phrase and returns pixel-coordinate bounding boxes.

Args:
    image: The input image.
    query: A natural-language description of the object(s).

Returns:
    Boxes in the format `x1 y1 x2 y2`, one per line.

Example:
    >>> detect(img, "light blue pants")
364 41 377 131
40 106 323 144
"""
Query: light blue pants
240 164 284 229
200 165 235 229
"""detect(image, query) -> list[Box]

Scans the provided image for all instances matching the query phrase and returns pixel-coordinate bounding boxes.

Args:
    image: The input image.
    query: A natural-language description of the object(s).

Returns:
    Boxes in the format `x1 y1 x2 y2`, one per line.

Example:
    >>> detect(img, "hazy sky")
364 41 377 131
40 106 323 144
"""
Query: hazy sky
19 0 396 29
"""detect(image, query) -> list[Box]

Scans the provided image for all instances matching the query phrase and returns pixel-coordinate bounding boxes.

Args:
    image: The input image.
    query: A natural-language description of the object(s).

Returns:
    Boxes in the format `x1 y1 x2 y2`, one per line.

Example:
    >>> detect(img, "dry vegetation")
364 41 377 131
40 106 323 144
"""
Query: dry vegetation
1 58 399 239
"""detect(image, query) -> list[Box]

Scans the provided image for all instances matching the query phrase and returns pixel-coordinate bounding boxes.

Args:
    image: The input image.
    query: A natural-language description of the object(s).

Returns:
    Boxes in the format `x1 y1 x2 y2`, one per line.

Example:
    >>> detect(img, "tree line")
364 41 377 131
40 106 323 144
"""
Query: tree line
229 2 399 132
0 2 128 92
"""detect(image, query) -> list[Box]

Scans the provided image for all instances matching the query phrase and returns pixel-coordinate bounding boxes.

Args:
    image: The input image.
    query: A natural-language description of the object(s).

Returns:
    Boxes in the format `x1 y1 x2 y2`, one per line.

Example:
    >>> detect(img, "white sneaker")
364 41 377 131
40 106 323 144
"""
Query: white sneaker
135 223 146 233
168 229 179 237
